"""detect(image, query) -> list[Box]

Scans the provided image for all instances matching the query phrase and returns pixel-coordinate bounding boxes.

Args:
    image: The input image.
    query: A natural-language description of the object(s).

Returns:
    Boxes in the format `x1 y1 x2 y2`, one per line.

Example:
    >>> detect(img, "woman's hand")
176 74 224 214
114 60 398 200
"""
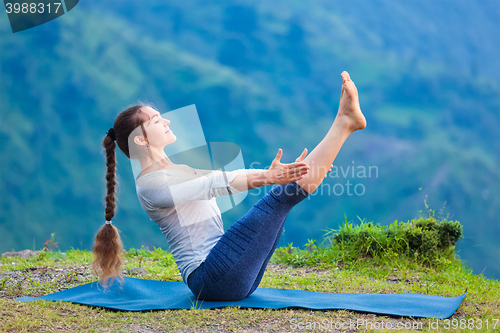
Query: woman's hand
266 148 310 185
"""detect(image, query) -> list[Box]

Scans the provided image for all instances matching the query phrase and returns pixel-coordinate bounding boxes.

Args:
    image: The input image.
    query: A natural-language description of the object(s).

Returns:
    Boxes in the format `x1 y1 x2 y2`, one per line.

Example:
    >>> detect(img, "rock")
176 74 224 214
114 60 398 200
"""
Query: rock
128 267 148 276
2 249 40 259
387 275 400 283
31 266 52 275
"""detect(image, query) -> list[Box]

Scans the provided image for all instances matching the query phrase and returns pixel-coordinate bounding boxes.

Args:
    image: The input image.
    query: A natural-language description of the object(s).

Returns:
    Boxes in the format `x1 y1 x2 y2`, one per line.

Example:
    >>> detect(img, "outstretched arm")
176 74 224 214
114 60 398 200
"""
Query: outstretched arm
228 148 311 192
136 148 333 208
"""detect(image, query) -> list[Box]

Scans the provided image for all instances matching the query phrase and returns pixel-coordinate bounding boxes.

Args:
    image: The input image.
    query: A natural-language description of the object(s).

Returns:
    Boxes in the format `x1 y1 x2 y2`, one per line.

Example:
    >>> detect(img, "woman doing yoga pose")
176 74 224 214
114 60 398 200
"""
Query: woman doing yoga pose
92 71 366 301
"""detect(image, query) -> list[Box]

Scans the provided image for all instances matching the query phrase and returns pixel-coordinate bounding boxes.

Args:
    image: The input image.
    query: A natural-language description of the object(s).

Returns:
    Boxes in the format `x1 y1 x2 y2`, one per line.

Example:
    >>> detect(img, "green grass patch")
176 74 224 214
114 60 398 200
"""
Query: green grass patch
273 215 462 269
1 216 499 332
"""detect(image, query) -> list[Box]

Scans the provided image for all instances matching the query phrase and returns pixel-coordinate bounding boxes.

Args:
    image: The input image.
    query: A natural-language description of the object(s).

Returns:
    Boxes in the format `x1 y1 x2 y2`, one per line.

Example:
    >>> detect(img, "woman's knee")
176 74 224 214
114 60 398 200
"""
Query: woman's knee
269 182 309 206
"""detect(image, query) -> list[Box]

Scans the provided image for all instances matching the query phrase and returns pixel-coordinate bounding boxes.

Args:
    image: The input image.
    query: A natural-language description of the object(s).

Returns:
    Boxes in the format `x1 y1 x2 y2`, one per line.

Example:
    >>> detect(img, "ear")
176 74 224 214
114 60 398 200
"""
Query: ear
134 135 148 146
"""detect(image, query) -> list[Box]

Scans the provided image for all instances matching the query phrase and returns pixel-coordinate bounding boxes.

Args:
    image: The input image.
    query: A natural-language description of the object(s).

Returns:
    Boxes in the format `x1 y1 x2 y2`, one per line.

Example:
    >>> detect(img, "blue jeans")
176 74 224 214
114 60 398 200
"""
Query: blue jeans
187 181 310 301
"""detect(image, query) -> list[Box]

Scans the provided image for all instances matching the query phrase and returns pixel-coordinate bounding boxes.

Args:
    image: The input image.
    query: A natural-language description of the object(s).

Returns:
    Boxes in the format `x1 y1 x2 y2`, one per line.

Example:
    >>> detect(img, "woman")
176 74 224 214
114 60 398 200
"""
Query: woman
93 71 366 301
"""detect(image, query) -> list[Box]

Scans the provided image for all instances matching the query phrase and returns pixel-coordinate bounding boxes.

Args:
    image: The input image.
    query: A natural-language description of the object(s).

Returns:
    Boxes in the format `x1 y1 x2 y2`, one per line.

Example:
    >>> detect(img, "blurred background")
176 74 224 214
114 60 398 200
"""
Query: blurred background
0 0 498 279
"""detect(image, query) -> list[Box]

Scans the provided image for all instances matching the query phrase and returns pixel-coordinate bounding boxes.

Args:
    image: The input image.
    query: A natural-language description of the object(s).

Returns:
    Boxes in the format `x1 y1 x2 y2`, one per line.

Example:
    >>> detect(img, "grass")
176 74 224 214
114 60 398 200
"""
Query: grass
1 217 499 332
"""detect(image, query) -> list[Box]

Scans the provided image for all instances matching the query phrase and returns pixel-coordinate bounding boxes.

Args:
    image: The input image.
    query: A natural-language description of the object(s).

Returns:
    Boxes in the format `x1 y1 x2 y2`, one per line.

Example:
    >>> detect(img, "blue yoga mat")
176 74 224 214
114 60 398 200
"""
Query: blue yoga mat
16 277 466 318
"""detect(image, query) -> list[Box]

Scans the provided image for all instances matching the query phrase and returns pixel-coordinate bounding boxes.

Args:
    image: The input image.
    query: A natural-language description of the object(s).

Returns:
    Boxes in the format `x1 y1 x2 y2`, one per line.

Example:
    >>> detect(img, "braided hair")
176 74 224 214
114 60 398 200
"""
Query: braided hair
92 104 152 288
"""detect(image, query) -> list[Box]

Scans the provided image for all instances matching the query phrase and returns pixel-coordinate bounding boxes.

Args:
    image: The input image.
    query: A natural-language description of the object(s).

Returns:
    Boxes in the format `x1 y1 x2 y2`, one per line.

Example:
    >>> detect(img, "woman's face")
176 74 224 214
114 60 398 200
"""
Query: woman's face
138 106 177 148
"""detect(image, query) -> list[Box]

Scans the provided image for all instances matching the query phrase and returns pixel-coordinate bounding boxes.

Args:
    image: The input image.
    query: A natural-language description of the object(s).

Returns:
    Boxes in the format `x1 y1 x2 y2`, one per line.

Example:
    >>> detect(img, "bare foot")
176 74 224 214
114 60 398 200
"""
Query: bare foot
336 71 367 132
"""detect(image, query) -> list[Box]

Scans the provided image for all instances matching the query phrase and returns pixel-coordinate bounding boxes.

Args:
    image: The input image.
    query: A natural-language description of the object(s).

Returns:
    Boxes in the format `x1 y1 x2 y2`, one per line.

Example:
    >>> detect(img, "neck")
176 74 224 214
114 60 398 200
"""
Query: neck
139 147 174 173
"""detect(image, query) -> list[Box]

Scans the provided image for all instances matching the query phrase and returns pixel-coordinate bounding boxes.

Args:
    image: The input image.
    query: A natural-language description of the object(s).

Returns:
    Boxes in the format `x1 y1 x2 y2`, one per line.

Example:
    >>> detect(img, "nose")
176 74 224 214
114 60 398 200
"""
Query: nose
164 119 170 126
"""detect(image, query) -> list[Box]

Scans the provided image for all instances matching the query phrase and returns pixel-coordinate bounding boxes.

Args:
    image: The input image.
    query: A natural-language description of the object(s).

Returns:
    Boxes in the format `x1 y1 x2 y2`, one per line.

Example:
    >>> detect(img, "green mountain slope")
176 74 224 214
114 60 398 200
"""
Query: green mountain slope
0 1 499 278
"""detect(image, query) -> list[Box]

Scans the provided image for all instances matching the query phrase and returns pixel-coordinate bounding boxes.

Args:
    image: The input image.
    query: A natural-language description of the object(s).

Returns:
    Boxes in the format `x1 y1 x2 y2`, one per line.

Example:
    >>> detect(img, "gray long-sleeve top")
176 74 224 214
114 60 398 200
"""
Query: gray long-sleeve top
135 167 265 284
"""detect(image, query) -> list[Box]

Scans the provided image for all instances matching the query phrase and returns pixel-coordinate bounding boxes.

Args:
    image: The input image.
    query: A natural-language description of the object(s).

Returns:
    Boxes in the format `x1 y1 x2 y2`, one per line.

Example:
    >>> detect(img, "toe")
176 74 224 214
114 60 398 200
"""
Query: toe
343 81 354 94
341 71 351 81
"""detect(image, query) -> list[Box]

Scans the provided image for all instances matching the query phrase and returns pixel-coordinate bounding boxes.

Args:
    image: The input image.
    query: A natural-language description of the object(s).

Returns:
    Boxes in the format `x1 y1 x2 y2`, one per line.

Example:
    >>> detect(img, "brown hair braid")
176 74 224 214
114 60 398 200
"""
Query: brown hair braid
92 134 124 288
92 103 154 288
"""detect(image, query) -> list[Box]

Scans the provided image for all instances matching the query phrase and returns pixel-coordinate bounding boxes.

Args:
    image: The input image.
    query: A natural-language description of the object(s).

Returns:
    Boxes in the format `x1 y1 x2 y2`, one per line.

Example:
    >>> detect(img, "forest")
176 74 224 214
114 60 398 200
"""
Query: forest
0 0 498 278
